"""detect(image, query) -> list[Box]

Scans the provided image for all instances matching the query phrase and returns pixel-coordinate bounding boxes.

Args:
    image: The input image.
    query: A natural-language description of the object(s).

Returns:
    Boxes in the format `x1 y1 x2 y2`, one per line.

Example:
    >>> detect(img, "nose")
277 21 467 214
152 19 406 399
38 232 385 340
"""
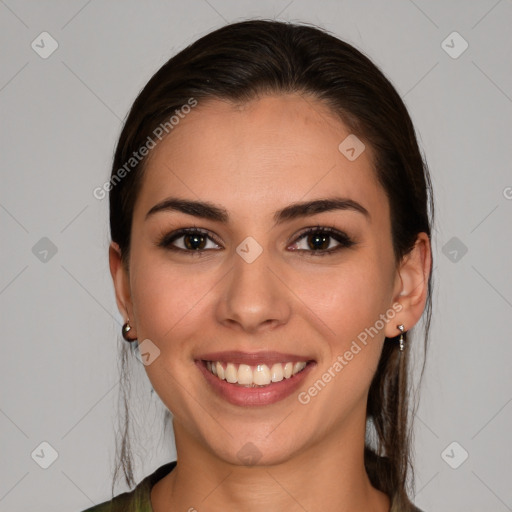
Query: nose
215 245 292 334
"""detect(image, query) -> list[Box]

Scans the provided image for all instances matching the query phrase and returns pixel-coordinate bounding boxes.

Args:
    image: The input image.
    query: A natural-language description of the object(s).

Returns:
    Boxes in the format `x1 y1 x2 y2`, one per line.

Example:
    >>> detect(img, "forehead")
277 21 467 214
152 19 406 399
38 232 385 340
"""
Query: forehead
133 93 388 224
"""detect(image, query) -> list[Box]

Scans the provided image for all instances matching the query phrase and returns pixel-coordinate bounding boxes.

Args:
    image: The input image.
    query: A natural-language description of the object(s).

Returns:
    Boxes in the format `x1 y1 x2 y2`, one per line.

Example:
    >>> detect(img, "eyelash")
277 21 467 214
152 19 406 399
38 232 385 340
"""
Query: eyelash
290 225 356 255
157 225 356 257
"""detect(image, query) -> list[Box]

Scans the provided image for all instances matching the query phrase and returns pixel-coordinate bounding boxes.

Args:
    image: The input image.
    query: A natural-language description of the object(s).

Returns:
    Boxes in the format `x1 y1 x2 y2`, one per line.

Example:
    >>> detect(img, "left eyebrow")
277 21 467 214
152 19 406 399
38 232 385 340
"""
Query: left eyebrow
273 197 370 225
145 196 370 224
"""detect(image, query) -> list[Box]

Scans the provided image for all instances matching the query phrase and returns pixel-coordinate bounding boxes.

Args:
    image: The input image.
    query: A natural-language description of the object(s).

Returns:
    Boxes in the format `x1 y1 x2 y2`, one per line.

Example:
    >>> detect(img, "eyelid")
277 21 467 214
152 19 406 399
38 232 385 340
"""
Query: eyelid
292 224 350 240
157 226 223 251
288 225 355 252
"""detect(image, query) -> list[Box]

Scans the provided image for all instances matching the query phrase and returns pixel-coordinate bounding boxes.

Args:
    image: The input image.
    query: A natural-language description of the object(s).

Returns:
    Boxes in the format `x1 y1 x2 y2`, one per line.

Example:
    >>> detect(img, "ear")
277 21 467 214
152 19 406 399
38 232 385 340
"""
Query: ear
385 232 432 338
109 241 137 337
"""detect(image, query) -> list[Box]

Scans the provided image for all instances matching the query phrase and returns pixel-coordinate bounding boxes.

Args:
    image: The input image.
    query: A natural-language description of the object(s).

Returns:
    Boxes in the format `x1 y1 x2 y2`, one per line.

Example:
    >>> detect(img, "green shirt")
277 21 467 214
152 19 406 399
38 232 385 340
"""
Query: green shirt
81 461 177 512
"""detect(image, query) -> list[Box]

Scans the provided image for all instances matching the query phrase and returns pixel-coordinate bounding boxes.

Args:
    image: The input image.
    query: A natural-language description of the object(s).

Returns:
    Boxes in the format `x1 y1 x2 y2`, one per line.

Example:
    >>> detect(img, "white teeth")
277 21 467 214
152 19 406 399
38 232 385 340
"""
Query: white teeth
253 364 271 385
225 363 237 383
293 361 306 374
237 364 253 385
270 363 284 382
205 360 308 386
216 361 225 380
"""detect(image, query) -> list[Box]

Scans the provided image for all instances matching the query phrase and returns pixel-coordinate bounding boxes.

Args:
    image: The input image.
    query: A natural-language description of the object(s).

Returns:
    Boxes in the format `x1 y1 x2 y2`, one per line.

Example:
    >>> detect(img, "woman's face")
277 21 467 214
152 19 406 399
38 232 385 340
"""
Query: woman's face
112 93 412 466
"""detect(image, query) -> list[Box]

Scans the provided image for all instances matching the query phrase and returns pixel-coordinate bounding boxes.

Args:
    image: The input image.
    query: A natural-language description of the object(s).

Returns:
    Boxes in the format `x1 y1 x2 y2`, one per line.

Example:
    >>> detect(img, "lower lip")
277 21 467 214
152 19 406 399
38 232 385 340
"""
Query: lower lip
196 360 315 407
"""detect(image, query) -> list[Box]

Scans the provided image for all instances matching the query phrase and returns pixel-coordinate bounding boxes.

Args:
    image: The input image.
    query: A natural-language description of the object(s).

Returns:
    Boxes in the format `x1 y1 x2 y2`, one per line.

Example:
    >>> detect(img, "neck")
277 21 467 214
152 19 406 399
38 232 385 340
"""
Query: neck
151 416 390 512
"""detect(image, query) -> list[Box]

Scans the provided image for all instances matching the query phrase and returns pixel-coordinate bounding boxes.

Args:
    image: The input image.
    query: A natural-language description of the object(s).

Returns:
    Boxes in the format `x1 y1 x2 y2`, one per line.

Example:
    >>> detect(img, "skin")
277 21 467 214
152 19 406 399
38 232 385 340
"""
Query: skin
109 93 431 512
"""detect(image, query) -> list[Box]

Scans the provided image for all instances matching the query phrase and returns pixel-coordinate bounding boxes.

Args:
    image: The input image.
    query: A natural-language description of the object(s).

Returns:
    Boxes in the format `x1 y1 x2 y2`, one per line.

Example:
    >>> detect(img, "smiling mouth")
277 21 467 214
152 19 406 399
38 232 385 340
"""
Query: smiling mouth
203 360 311 387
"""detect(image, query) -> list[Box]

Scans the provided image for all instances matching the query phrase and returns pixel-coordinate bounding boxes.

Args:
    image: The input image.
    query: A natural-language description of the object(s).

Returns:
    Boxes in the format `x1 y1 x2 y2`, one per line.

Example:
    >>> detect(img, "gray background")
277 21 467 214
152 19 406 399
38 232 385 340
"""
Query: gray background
1 1 511 511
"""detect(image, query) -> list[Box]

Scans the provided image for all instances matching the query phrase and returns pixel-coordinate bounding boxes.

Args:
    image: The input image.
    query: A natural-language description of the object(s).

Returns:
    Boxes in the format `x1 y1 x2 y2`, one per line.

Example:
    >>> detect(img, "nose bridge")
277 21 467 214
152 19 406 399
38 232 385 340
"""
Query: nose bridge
216 238 290 332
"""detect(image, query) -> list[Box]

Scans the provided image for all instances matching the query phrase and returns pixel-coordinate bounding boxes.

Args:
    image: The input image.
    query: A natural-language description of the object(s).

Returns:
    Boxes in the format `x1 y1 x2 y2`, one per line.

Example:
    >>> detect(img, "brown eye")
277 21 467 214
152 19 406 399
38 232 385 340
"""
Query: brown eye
183 233 207 250
290 226 355 255
305 232 331 251
158 228 222 252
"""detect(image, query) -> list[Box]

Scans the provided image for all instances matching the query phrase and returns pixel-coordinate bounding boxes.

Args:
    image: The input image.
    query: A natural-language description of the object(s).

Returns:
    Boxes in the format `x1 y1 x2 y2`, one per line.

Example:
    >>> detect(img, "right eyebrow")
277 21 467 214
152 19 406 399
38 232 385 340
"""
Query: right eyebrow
145 197 228 223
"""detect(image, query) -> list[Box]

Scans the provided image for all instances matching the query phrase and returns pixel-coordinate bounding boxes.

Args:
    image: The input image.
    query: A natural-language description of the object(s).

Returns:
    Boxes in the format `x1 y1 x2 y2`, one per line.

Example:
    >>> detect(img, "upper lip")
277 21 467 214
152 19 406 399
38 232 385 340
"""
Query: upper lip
196 350 315 365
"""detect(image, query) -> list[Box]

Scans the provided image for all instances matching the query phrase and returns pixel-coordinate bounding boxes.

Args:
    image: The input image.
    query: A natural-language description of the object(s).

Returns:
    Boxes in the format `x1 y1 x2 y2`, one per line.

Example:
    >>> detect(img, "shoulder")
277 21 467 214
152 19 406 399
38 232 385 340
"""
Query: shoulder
79 461 177 512
79 489 138 512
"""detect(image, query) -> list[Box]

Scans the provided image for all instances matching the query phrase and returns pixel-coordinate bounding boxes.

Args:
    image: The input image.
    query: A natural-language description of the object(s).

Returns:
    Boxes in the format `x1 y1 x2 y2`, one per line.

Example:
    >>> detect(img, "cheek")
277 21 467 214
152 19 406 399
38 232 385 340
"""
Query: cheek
128 258 215 417
289 256 394 401
129 254 212 352
291 257 392 337
288 267 392 427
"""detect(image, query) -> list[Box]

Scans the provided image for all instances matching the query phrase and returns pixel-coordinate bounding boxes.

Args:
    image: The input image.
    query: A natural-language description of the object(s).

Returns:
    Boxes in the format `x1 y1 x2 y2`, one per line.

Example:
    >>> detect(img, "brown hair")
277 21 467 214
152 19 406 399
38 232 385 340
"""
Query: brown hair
108 19 434 511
